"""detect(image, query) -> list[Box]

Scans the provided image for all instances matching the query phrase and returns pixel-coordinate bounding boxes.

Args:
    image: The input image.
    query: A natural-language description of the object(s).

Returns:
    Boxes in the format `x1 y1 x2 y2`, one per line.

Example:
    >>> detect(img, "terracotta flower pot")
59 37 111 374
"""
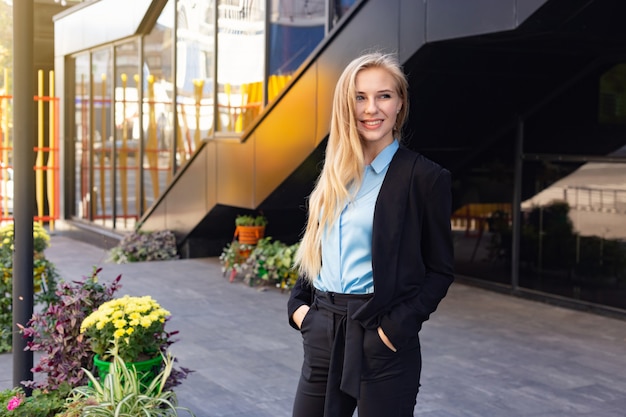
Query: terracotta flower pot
234 225 265 245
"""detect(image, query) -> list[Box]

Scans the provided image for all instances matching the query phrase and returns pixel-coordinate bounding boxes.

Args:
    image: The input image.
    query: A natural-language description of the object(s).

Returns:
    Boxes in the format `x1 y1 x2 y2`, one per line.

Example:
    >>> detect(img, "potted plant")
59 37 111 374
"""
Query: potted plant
233 214 267 245
19 268 191 398
219 240 255 282
18 268 122 391
80 294 173 386
61 342 195 417
243 237 300 290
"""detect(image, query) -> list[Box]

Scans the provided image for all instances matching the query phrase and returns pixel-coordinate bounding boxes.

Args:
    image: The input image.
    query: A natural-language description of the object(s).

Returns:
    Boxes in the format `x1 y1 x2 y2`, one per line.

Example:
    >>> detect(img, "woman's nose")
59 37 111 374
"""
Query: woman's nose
364 98 377 114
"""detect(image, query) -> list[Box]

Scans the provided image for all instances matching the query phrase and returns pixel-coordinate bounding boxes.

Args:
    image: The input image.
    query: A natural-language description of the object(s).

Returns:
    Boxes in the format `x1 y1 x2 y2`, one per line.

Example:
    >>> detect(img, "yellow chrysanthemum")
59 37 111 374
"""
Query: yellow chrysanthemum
113 319 127 329
80 294 172 362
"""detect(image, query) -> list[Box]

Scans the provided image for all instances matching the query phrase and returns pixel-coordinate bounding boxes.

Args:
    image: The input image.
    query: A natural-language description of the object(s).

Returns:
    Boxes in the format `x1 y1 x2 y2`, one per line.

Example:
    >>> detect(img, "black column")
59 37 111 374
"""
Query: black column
12 0 35 390
511 116 523 292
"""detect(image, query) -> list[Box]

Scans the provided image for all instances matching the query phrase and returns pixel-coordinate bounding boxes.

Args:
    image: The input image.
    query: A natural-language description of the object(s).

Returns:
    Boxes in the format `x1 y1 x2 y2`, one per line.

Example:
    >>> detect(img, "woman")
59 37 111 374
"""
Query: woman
287 52 455 417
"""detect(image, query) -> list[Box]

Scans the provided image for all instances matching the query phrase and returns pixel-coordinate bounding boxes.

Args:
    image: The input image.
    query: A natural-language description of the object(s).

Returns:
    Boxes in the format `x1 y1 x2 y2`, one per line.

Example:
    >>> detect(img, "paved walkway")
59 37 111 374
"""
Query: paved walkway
2 235 626 416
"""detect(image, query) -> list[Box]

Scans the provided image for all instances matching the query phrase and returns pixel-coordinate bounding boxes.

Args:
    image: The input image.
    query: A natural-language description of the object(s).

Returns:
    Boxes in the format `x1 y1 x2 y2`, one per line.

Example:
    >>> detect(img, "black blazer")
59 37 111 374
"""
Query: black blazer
288 146 455 350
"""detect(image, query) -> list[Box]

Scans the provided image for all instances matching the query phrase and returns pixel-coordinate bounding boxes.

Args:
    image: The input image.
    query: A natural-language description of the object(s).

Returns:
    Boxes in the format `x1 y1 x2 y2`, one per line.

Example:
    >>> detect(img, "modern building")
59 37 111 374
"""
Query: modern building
48 0 626 314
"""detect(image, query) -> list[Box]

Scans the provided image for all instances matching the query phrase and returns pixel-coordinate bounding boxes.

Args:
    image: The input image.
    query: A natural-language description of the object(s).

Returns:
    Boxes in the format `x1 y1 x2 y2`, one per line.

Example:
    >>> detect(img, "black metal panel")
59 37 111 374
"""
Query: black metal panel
404 0 626 174
516 0 550 24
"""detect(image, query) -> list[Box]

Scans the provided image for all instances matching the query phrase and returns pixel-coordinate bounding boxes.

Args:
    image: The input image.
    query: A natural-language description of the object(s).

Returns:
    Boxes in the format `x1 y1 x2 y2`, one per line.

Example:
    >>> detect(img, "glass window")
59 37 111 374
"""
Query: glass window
176 0 215 148
519 159 626 310
331 0 357 27
268 0 325 102
114 40 141 231
216 0 265 133
451 138 515 286
92 49 113 226
143 0 175 207
599 64 626 125
73 53 91 220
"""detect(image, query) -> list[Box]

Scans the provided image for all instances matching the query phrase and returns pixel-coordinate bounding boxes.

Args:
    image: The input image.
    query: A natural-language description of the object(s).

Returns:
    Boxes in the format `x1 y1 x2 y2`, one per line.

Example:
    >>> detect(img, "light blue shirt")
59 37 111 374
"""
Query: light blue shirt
315 140 399 294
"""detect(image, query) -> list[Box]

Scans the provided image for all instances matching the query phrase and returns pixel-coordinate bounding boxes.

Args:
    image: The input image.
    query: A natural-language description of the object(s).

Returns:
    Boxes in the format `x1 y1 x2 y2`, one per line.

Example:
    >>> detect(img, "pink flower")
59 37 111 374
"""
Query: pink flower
6 395 22 411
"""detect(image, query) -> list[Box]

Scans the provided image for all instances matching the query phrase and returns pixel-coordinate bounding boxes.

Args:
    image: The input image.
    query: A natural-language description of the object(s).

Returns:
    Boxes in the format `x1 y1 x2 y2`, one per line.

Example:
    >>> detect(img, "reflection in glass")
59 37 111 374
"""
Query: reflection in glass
599 64 626 125
217 0 265 133
114 41 140 231
331 0 357 27
92 49 113 225
176 0 215 146
268 0 325 102
519 159 626 310
451 144 515 286
73 53 91 220
143 0 175 208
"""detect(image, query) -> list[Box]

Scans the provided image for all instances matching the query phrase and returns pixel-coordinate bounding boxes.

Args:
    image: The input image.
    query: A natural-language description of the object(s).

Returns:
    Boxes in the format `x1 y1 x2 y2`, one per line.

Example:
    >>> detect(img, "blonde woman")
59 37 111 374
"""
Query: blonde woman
287 52 455 417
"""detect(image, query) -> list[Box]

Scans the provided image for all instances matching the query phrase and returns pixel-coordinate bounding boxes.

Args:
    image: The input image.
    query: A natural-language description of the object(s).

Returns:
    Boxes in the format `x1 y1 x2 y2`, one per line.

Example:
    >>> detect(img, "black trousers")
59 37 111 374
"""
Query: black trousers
292 291 421 417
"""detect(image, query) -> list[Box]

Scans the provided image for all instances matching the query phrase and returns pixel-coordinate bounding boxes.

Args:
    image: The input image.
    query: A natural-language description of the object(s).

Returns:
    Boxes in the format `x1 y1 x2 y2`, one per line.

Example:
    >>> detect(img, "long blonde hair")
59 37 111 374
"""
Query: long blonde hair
295 52 409 281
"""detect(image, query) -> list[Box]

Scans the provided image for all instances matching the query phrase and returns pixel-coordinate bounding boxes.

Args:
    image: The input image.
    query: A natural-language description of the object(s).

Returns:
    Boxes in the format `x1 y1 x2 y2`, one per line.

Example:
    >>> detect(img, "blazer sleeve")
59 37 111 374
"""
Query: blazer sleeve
414 168 455 318
287 276 313 330
379 168 455 348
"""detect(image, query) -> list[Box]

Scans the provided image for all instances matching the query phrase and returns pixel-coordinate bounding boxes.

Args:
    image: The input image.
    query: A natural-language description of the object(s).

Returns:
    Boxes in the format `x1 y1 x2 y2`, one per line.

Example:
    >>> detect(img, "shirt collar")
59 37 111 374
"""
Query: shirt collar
369 140 399 174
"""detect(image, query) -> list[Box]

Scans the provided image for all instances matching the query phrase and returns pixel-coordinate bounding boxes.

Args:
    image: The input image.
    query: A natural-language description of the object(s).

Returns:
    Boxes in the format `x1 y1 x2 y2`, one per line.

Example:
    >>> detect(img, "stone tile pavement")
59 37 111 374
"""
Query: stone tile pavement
1 234 626 416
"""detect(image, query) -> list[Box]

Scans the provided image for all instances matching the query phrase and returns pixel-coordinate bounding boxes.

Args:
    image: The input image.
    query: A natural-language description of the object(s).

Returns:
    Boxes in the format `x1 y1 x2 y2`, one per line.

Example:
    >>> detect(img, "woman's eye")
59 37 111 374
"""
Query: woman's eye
356 95 365 101
380 94 391 99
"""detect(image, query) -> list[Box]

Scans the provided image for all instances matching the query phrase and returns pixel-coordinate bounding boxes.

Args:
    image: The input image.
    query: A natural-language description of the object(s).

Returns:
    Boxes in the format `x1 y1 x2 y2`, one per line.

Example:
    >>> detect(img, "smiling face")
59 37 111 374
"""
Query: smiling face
354 67 403 158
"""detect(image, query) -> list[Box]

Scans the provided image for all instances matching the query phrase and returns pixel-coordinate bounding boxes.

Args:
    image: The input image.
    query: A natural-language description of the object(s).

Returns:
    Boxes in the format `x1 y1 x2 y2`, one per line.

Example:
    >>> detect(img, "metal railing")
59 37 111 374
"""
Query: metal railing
0 69 60 229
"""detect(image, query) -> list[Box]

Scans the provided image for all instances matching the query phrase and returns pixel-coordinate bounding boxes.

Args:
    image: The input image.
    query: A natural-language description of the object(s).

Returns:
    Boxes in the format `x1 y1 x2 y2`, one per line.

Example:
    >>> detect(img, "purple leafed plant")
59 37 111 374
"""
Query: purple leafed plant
18 267 122 390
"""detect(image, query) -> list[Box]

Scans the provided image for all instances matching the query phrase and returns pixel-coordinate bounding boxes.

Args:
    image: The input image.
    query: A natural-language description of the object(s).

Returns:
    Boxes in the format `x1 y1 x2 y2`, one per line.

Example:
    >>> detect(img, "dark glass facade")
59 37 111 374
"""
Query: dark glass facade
451 62 626 312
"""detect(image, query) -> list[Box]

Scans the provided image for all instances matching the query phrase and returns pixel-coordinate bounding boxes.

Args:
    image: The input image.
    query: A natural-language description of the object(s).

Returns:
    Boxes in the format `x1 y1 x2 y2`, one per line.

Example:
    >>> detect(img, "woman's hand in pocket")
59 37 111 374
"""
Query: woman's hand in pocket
293 305 311 329
377 326 397 352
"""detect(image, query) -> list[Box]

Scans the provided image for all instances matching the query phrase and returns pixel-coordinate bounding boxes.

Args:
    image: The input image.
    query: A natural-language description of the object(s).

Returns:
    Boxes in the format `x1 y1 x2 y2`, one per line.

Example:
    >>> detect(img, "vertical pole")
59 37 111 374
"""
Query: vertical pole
212 3 218 137
2 69 9 219
12 0 35 390
47 70 55 231
325 0 333 33
511 116 524 292
172 2 178 177
263 0 270 107
36 70 44 224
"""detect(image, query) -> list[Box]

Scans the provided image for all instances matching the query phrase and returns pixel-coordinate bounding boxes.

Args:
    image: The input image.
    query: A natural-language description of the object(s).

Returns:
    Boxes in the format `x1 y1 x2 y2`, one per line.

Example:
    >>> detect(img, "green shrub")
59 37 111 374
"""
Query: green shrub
109 230 179 263
0 222 59 353
18 268 122 391
219 237 300 290
0 384 70 417
244 237 299 290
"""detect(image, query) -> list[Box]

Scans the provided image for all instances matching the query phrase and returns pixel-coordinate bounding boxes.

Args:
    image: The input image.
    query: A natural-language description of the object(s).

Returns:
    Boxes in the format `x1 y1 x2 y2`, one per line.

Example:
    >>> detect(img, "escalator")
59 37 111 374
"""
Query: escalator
138 0 626 257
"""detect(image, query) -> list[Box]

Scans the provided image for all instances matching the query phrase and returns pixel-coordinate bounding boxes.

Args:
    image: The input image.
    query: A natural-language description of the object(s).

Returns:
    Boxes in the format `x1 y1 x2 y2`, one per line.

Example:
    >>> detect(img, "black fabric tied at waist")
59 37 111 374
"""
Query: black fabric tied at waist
313 289 373 401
